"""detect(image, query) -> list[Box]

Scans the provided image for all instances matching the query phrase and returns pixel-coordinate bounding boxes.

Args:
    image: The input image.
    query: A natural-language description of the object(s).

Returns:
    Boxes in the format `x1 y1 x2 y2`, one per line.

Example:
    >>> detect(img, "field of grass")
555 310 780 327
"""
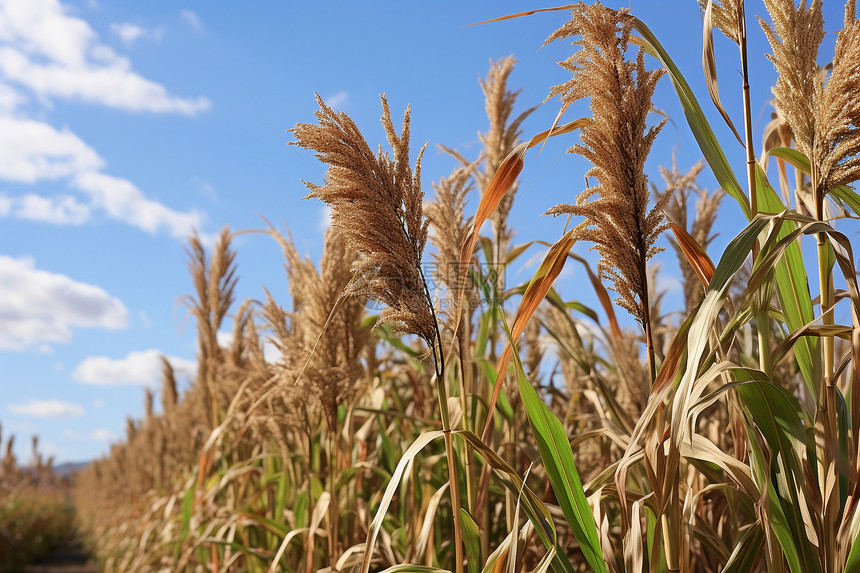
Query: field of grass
5 1 858 572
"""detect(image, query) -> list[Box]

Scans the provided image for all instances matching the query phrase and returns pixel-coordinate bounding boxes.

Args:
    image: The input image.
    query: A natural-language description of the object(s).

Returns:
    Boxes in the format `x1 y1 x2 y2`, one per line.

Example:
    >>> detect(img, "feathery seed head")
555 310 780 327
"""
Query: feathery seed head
816 1 860 192
759 0 825 162
290 94 436 343
426 162 480 330
266 226 370 431
761 0 860 195
544 2 668 328
660 158 723 313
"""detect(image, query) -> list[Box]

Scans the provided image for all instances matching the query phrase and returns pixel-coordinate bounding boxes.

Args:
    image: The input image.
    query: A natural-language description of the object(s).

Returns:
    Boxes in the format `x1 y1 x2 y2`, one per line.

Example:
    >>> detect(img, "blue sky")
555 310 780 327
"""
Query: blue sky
0 0 854 464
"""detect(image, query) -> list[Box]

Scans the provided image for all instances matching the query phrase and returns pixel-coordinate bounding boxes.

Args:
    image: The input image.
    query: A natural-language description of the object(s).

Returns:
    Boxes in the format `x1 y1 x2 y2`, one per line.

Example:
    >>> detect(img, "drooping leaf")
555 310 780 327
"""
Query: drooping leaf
455 431 576 573
701 0 743 145
631 16 750 218
360 431 446 573
745 424 806 573
768 146 860 216
754 166 819 395
377 566 452 573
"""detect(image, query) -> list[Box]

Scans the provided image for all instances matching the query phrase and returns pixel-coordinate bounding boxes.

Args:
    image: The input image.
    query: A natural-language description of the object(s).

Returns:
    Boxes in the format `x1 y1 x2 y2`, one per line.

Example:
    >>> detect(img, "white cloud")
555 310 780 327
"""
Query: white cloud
9 399 84 418
0 192 90 224
109 22 164 46
318 204 332 232
324 91 349 110
0 255 128 350
195 180 216 201
655 273 683 294
0 0 210 115
73 348 196 388
218 329 281 363
0 4 212 239
5 420 38 433
0 115 205 237
0 81 23 112
0 116 104 182
0 47 211 115
91 428 116 441
73 172 205 238
263 340 281 363
179 9 203 32
110 22 145 45
216 330 233 349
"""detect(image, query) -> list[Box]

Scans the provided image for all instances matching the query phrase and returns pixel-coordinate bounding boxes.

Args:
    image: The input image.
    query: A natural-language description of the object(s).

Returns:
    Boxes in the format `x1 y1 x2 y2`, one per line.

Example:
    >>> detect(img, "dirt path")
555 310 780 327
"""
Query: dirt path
23 538 99 573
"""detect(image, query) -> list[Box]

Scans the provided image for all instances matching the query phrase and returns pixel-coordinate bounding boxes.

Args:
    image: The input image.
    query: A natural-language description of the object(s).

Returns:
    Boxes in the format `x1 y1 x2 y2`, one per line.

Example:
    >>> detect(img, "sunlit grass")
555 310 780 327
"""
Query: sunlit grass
3 2 852 572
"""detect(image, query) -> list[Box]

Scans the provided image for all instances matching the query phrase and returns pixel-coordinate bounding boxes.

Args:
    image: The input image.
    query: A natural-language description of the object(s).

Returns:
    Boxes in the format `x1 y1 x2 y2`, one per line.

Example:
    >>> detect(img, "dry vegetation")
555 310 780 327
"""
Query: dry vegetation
4 1 859 571
0 431 74 571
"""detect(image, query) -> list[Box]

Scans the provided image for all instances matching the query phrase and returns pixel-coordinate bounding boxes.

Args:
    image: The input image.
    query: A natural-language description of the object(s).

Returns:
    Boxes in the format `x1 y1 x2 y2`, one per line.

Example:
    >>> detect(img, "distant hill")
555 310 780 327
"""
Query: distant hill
52 461 90 478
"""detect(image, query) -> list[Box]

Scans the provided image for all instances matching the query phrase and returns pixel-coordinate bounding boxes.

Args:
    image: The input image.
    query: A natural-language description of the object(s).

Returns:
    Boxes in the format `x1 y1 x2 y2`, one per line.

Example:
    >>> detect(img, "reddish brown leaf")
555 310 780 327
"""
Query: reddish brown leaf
481 225 581 443
668 221 716 288
459 118 590 302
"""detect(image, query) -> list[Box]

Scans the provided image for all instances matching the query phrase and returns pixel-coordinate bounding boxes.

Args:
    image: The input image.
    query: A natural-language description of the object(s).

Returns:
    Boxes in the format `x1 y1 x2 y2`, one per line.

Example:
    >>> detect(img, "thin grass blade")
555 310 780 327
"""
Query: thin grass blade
502 317 608 573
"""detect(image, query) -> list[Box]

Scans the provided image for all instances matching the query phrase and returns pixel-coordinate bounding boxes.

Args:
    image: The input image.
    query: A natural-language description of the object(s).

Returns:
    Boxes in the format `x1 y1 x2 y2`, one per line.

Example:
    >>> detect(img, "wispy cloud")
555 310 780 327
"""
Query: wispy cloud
0 116 104 183
0 82 24 112
10 400 84 418
318 204 332 232
0 193 90 224
0 1 212 239
63 428 117 441
218 330 281 363
73 172 206 238
73 349 196 388
0 255 128 350
0 115 207 237
179 9 203 33
91 428 116 441
109 22 165 46
324 91 349 110
195 180 217 201
0 0 210 115
655 273 683 293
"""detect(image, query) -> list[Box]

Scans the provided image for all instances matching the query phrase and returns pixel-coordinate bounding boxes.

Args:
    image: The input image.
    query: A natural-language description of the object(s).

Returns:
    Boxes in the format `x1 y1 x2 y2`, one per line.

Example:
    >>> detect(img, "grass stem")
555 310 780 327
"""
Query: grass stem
424 273 464 573
812 161 838 571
